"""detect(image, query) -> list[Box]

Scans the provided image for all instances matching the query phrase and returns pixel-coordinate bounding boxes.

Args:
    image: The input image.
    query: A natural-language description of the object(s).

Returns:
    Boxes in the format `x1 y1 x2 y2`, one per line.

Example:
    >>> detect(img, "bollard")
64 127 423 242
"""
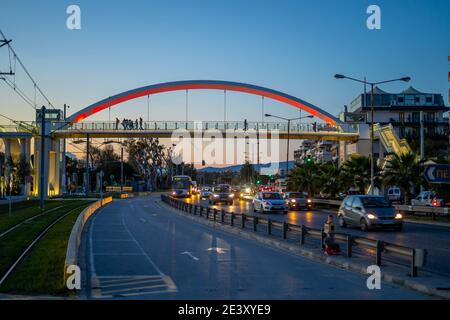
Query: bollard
213 208 217 222
230 212 235 226
346 234 353 257
253 216 258 232
241 214 246 228
320 228 325 249
205 207 209 220
411 249 417 277
376 240 384 266
267 219 272 235
189 204 193 214
282 222 288 239
221 209 225 223
300 225 306 245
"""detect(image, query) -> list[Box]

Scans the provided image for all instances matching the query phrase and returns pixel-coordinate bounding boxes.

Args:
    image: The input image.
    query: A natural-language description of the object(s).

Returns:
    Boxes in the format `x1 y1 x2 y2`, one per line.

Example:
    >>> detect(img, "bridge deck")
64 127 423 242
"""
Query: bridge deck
50 129 359 141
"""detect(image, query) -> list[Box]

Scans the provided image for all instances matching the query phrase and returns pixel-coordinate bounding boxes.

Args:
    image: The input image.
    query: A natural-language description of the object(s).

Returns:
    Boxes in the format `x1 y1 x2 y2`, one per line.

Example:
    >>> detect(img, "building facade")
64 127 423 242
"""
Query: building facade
349 86 449 139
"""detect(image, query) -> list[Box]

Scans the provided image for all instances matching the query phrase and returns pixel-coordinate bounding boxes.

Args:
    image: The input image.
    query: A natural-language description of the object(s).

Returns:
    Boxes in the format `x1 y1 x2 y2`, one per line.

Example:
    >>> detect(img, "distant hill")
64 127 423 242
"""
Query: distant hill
198 161 296 174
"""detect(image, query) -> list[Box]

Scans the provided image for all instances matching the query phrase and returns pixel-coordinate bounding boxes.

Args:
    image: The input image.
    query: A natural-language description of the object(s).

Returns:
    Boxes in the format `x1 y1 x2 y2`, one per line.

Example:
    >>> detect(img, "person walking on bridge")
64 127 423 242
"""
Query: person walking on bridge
115 118 120 130
139 117 143 130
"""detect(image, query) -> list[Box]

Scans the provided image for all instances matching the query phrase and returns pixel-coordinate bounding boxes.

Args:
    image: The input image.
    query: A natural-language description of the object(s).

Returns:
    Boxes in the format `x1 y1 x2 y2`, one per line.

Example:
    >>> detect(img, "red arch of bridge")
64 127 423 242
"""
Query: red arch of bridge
68 80 342 125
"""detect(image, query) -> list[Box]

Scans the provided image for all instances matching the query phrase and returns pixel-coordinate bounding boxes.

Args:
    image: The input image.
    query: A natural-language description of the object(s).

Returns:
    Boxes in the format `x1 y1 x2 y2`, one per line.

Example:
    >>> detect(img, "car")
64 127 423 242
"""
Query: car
208 184 234 205
338 195 403 231
387 187 402 203
238 186 254 201
252 192 288 214
411 190 450 207
283 192 312 210
199 186 212 199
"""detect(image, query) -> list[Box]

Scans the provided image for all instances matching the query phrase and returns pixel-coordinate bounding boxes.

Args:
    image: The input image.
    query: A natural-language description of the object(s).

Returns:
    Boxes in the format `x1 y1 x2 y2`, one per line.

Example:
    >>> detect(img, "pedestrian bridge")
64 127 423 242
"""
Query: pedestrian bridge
49 120 359 141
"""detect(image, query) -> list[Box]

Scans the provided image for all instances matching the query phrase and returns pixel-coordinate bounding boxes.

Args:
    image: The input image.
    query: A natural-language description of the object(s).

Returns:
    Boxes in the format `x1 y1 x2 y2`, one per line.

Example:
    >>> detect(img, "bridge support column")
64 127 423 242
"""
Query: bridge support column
3 139 11 196
34 137 61 199
19 138 31 197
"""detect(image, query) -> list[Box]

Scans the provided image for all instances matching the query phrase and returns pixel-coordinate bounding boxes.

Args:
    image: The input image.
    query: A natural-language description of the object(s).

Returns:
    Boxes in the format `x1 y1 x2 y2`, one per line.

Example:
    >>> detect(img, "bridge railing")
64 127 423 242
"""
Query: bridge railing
50 120 355 133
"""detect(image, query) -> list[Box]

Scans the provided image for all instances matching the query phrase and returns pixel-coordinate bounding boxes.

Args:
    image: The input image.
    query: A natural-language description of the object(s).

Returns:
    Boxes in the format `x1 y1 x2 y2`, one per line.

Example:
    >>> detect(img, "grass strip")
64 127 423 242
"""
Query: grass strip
0 201 77 234
0 201 91 279
0 202 92 295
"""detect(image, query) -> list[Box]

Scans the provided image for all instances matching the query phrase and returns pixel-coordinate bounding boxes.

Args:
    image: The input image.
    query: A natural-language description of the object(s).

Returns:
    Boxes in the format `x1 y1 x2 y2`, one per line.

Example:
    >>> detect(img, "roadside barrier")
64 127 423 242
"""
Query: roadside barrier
313 198 449 219
64 196 112 283
161 194 427 277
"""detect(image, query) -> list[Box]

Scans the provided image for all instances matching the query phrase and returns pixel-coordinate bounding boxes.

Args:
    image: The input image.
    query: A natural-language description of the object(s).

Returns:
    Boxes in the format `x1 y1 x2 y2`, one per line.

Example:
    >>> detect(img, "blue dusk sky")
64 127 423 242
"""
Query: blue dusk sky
0 0 449 125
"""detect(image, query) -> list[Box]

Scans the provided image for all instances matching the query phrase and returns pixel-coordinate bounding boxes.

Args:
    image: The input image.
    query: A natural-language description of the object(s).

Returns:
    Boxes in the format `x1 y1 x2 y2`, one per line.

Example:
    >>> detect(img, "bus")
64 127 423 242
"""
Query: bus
171 175 192 198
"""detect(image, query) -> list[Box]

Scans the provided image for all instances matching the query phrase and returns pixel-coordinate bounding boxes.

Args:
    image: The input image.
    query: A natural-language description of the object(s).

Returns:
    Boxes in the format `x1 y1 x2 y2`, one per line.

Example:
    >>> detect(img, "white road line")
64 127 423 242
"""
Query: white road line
121 213 167 278
88 213 99 278
93 253 143 256
180 251 199 261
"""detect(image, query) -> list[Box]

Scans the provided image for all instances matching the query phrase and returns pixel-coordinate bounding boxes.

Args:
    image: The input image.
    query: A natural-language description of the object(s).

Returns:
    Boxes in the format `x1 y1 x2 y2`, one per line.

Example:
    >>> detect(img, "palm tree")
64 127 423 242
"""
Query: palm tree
317 163 342 198
341 155 381 194
287 163 318 197
383 152 423 204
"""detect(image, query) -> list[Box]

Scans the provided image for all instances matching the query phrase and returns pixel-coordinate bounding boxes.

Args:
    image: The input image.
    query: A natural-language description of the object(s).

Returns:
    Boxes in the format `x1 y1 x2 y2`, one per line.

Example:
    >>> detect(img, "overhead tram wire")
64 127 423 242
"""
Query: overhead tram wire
0 28 55 109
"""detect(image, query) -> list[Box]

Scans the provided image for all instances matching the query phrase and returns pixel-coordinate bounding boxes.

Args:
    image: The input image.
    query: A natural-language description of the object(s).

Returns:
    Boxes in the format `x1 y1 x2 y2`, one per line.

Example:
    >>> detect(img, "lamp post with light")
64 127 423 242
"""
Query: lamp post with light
264 114 314 178
334 74 411 194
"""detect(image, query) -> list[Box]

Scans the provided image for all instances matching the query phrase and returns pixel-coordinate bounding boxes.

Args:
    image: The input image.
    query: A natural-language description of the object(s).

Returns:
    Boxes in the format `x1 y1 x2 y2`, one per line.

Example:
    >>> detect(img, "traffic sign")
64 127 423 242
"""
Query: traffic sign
424 165 450 184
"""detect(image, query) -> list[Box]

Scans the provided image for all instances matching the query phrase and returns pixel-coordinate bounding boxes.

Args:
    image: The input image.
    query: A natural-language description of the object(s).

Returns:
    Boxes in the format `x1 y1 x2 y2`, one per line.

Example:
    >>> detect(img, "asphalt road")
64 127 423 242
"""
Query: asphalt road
82 195 429 299
187 196 450 277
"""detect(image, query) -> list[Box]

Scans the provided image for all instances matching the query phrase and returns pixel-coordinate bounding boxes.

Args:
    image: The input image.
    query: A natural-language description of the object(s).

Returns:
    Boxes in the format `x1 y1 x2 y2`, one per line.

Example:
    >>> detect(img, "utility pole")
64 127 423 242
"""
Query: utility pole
120 146 124 193
85 133 90 195
61 104 69 194
39 106 46 209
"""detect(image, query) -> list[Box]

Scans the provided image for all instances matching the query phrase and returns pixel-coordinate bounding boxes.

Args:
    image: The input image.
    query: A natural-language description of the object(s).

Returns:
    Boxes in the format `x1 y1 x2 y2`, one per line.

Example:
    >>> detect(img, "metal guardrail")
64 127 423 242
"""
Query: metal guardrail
313 198 450 218
161 194 427 277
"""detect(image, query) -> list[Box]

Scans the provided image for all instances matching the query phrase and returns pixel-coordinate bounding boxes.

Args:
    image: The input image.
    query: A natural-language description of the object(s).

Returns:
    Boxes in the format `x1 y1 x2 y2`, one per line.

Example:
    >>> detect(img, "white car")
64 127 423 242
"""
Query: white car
252 192 288 214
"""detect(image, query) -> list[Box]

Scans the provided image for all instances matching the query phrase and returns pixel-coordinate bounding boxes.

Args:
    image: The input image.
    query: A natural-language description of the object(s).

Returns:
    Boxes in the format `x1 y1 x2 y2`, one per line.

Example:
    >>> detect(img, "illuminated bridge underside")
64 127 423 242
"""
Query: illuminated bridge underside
68 80 343 126
52 129 359 142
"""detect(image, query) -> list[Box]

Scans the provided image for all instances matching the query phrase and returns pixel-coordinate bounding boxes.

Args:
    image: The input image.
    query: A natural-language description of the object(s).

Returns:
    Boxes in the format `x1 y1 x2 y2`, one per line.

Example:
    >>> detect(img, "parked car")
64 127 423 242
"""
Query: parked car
411 191 450 207
208 184 234 205
283 192 312 210
387 187 403 203
252 192 288 214
338 195 403 231
199 186 212 199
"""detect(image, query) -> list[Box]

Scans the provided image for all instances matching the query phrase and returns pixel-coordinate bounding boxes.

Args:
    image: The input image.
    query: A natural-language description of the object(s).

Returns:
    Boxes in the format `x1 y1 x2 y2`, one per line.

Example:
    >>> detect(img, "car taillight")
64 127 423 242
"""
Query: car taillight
432 198 438 206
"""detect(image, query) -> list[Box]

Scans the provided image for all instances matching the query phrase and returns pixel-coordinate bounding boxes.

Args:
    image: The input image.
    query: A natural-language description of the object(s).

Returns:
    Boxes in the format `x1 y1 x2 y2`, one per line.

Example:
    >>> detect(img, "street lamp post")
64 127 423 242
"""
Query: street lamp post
264 114 314 178
334 74 411 194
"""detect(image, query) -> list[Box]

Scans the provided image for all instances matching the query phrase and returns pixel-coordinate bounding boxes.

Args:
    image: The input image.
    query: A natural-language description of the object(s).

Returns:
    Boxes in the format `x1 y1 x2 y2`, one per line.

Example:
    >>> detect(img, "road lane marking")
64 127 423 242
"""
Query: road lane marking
206 247 228 254
90 275 177 298
180 251 199 261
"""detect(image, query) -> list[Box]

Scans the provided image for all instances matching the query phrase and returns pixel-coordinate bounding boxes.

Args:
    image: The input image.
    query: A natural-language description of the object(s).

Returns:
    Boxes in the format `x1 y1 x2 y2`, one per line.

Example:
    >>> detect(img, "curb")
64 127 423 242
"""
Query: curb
64 196 113 284
403 219 450 228
160 201 450 300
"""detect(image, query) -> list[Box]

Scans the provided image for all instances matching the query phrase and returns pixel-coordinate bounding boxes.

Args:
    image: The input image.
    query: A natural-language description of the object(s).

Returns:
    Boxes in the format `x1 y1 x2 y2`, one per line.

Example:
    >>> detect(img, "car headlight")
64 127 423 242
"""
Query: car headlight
291 199 296 203
172 191 176 195
245 188 251 193
213 194 219 198
367 213 377 220
307 199 312 203
240 193 244 197
229 194 234 198
395 213 403 220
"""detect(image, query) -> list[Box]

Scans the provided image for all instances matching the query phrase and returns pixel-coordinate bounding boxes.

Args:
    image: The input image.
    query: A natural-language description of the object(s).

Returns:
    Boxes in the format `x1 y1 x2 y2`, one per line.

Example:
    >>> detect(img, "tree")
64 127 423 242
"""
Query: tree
125 138 166 191
239 161 256 184
341 155 381 194
287 163 318 197
317 162 342 198
383 152 424 204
